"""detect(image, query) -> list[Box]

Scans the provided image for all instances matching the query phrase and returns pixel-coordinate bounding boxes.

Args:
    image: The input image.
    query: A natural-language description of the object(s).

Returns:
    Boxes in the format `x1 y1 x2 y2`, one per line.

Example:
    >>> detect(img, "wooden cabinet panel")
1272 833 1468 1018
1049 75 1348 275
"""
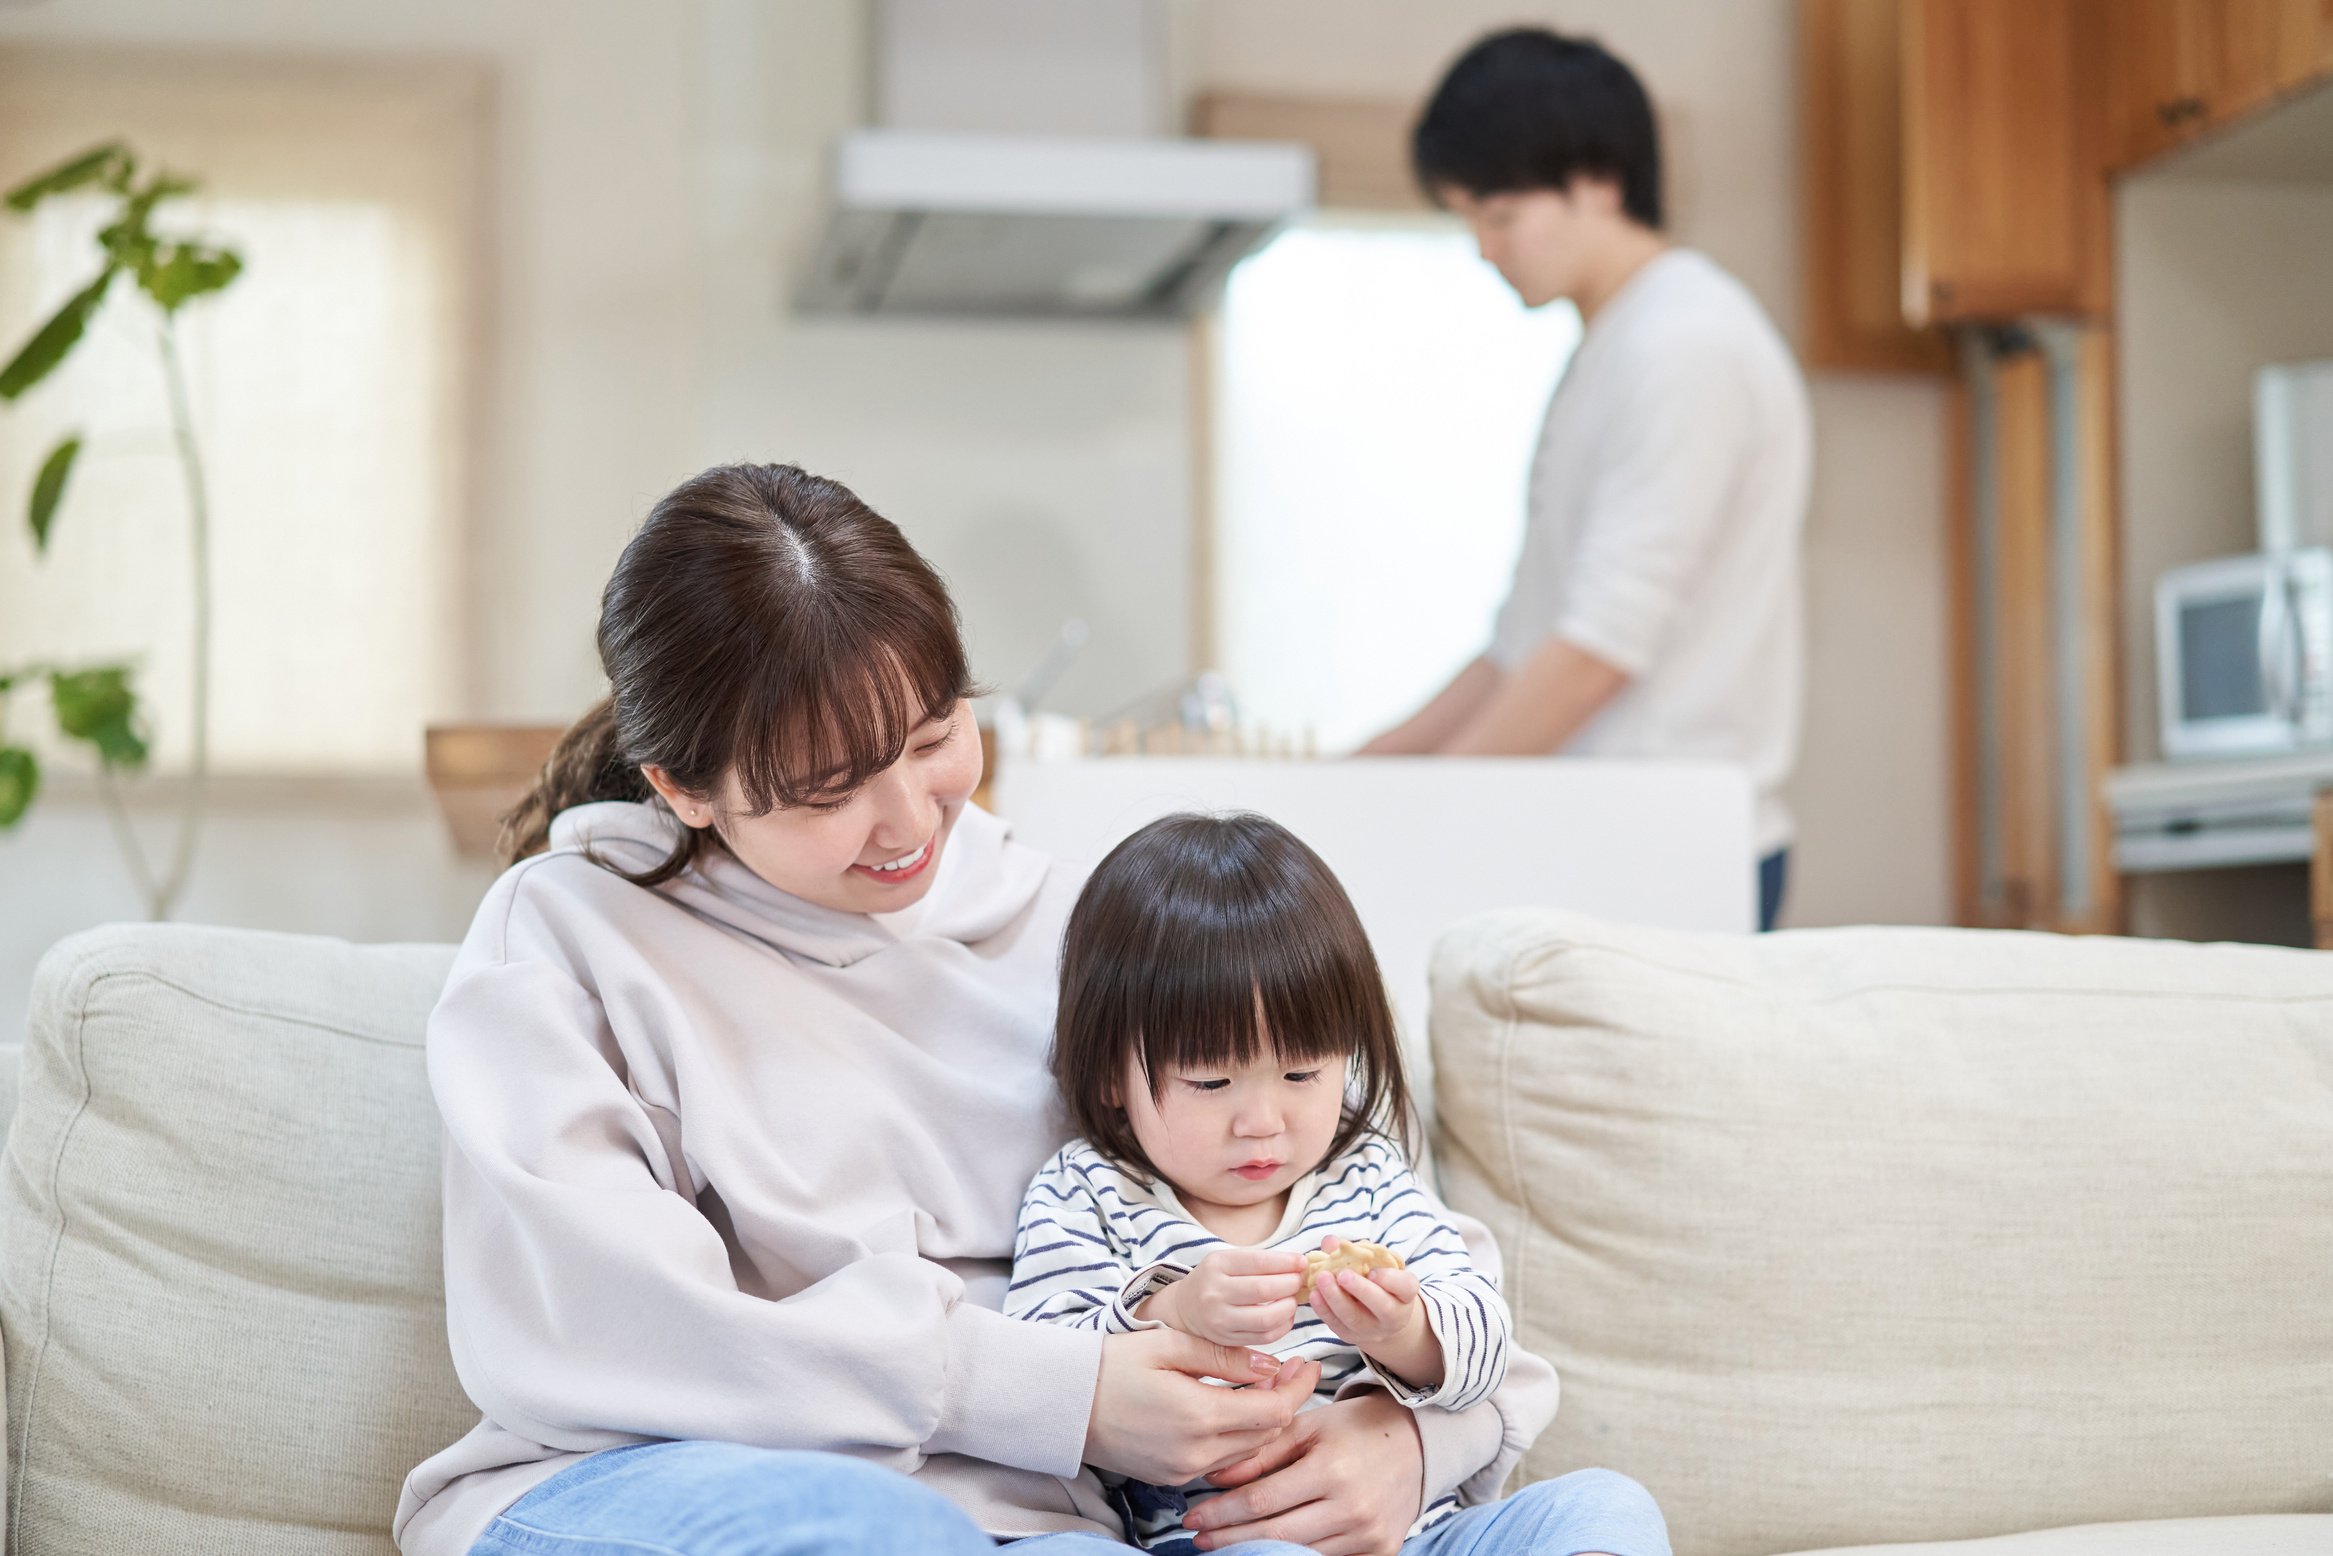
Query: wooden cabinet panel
2104 0 2216 169
1904 0 2098 324
1801 0 1953 370
2212 0 2300 118
2274 0 2333 87
1950 333 2121 933
2105 0 2333 172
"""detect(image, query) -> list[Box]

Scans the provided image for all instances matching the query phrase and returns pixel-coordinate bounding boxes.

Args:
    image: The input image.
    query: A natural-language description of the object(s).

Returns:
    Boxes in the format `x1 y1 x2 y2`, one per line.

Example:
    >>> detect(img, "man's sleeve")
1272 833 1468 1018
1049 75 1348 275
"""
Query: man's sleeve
1549 334 1752 676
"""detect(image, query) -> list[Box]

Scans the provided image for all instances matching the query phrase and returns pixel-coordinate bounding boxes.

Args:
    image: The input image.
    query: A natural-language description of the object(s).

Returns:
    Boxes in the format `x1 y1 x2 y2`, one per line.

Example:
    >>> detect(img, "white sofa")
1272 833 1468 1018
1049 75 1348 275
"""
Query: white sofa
3 916 2328 1556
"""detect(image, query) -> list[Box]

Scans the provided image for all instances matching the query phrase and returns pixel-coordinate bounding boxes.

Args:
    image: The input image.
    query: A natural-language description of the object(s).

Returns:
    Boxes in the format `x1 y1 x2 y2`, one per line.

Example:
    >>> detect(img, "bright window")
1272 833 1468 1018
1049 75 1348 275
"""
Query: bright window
1211 218 1580 751
0 52 482 776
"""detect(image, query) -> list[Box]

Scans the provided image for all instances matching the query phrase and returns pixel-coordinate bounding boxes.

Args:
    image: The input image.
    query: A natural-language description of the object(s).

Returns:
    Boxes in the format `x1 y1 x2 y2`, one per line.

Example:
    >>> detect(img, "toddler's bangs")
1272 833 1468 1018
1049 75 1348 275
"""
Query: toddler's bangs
1124 908 1367 1093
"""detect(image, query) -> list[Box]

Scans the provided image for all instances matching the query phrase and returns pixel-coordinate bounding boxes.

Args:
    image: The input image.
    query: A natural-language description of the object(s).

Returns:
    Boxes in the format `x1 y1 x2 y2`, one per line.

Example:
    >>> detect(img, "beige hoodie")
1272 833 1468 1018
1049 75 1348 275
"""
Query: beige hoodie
395 801 1554 1555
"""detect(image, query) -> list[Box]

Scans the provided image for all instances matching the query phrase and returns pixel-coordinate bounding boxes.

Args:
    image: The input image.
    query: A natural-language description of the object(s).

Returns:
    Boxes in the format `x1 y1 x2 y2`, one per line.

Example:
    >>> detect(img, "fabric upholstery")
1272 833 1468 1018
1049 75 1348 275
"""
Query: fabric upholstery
1779 1513 2333 1555
1429 911 2333 1556
1 925 468 1556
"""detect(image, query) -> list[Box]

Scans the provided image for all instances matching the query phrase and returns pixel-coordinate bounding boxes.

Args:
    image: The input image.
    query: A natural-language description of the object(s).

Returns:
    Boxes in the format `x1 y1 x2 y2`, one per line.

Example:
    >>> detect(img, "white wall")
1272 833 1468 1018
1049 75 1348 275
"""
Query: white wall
0 0 1957 1027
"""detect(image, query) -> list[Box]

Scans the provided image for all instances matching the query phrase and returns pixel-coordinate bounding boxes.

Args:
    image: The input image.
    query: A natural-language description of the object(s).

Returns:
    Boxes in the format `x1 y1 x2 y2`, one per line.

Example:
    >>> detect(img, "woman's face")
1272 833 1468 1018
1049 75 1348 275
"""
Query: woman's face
646 698 983 914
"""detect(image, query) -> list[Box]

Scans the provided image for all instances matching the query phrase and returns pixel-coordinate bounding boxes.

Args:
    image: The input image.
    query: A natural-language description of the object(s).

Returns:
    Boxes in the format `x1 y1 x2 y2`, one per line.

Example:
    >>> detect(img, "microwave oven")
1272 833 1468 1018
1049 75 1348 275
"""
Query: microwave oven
2155 548 2333 758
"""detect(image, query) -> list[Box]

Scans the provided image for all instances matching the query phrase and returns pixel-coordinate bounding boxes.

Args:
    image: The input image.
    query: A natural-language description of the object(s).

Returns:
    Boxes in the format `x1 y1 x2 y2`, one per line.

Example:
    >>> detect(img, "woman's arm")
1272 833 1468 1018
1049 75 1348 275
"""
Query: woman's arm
439 886 1308 1493
433 935 1100 1480
1404 1201 1556 1506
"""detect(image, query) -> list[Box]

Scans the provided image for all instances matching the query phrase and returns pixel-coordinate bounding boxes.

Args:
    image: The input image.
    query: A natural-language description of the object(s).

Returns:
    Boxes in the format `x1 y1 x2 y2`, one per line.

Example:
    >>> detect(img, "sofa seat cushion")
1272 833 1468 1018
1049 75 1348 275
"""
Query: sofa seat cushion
1429 911 2333 1556
1781 1514 2333 1556
2 924 471 1555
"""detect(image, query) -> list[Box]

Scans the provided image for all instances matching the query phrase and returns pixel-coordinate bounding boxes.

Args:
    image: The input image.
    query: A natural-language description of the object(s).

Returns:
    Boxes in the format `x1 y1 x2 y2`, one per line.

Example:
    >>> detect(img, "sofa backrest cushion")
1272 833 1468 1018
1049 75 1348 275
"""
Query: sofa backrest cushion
2 924 470 1556
1430 911 2333 1556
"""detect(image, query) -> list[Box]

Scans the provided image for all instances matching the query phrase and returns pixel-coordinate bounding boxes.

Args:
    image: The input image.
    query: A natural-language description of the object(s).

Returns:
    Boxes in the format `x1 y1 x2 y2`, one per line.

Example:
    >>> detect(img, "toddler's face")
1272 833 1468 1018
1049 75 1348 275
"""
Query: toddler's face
1122 1043 1348 1218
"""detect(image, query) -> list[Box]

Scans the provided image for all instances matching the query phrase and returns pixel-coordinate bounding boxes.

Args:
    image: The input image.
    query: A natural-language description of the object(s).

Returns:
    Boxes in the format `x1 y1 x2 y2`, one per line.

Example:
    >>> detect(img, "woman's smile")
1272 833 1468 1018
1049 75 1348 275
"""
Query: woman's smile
852 836 934 884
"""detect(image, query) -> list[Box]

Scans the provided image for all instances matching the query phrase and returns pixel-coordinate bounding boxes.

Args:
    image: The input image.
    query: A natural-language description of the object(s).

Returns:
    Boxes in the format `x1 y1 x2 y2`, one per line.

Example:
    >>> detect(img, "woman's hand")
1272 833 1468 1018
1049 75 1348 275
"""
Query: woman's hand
1184 1389 1425 1556
1083 1329 1321 1487
1141 1248 1306 1347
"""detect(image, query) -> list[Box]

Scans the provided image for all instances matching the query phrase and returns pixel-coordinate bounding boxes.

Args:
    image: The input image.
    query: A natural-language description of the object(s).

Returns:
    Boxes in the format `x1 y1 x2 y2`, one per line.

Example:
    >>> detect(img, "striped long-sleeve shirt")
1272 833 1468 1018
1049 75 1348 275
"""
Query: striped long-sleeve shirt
1006 1133 1513 1550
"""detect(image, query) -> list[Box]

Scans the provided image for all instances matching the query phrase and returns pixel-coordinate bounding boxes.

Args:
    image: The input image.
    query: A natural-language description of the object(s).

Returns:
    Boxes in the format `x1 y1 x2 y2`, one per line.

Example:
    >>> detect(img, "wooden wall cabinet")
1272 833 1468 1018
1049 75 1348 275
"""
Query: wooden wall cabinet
1901 0 2106 327
2104 0 2333 170
2280 0 2333 85
1802 0 1955 369
1805 0 2332 360
2104 0 2223 168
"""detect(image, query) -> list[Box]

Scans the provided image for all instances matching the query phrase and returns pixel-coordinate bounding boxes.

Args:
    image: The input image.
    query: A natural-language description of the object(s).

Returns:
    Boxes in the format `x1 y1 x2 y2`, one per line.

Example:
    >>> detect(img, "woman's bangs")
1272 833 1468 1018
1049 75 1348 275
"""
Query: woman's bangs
728 621 967 815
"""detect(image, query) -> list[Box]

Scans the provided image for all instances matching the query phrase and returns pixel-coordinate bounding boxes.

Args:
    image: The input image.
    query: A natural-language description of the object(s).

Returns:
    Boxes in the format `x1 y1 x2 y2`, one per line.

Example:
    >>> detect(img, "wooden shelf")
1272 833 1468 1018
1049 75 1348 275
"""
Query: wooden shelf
424 724 564 859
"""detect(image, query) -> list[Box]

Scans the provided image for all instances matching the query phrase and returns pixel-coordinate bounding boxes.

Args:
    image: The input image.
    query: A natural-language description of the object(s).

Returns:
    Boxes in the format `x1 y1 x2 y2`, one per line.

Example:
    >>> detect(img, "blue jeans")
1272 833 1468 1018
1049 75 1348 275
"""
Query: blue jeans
470 1442 1670 1556
1758 848 1789 933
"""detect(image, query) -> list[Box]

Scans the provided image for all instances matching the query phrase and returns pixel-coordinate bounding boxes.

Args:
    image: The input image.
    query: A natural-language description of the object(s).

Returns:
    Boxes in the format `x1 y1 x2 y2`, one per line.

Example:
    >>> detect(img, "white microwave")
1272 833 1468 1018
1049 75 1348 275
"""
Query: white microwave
2156 548 2333 758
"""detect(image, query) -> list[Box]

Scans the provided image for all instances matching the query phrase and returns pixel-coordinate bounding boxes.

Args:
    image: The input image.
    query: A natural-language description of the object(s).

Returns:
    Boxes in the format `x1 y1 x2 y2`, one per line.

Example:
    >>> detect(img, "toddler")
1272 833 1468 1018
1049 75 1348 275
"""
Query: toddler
1007 812 1512 1552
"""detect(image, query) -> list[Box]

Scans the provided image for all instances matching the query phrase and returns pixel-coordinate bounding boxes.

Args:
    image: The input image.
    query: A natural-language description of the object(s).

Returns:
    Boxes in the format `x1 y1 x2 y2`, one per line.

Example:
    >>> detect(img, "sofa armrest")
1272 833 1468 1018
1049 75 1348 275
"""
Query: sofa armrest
0 1040 19 1555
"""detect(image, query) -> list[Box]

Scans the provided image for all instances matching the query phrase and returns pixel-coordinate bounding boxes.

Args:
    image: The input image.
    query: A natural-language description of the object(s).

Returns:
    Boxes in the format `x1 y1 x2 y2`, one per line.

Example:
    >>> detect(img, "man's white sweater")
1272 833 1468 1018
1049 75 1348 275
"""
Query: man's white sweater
395 800 1553 1555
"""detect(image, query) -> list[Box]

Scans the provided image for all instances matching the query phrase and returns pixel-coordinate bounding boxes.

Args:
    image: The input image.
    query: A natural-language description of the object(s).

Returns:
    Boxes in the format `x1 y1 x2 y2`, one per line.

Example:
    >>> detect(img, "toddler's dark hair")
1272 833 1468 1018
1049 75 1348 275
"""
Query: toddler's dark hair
1053 812 1413 1184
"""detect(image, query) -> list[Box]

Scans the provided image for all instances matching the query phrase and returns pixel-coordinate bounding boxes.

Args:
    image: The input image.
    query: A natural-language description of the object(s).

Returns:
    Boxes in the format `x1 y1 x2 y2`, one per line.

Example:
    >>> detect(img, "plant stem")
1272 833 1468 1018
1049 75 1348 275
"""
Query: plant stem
94 763 164 908
151 314 209 921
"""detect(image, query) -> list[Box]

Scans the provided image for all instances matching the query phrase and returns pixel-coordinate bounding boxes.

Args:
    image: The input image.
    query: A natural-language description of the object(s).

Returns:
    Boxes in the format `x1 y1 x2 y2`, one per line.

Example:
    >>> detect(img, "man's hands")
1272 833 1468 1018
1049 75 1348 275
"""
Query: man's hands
1139 1247 1307 1348
1083 1329 1321 1487
1307 1239 1441 1390
1186 1390 1426 1556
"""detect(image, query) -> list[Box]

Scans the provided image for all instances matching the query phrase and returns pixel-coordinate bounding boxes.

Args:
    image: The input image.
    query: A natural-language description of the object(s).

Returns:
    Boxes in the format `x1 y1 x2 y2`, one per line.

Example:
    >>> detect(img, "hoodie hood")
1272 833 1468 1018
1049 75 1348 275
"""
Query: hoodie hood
545 799 1050 968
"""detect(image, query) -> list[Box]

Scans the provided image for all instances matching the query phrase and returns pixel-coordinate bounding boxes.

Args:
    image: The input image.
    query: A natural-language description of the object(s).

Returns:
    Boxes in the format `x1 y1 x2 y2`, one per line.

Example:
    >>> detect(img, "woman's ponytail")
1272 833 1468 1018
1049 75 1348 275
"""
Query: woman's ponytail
497 697 648 866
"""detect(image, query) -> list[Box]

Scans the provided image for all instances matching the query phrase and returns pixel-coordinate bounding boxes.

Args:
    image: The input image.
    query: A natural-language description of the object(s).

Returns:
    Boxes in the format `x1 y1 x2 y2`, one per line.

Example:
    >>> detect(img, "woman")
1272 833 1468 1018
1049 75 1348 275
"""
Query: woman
393 465 1661 1556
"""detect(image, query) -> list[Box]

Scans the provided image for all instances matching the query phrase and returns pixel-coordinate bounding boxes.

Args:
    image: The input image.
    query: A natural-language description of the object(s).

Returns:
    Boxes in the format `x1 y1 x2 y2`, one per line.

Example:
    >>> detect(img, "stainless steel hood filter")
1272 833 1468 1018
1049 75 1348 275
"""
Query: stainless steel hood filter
796 0 1316 320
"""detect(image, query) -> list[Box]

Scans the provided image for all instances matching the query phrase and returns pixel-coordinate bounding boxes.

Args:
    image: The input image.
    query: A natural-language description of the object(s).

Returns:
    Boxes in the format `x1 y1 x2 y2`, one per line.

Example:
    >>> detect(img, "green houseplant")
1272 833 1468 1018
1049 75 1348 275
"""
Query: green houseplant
0 140 241 919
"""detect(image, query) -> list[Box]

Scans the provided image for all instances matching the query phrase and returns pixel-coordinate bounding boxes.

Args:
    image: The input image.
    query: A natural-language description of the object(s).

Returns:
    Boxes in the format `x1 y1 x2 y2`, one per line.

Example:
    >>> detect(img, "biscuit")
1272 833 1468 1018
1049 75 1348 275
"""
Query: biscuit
1297 1240 1405 1303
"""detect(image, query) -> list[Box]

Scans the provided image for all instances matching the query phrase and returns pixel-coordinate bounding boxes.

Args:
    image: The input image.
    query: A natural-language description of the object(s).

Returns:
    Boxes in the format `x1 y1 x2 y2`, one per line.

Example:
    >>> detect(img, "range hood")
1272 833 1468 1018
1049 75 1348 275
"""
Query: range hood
796 0 1315 320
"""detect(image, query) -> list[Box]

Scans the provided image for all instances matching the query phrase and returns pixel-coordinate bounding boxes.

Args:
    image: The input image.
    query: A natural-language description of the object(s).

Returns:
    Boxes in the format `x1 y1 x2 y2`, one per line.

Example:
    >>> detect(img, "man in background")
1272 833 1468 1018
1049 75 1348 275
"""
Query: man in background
1359 28 1812 932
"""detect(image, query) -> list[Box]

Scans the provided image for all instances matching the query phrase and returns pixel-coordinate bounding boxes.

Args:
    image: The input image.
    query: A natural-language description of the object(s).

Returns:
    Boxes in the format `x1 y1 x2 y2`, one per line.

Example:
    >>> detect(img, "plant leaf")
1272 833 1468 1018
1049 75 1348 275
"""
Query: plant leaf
138 242 242 313
0 269 114 402
98 170 199 269
4 142 134 212
49 665 149 770
0 746 38 828
28 434 80 552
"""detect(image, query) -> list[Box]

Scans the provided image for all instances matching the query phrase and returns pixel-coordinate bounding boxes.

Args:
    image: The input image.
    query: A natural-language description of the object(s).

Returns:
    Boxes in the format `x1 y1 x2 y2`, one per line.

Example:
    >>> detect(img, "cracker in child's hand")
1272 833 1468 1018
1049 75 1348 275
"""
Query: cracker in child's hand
1297 1239 1405 1303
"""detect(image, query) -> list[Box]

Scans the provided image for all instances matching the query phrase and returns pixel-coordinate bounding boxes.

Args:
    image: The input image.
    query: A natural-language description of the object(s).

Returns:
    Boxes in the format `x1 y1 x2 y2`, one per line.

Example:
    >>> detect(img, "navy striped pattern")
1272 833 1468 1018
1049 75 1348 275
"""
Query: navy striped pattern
1006 1134 1514 1550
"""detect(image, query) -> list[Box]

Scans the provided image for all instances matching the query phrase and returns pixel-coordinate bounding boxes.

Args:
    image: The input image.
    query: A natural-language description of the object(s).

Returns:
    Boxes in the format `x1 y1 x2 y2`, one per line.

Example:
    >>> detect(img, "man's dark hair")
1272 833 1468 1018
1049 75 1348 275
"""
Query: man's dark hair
1412 28 1663 229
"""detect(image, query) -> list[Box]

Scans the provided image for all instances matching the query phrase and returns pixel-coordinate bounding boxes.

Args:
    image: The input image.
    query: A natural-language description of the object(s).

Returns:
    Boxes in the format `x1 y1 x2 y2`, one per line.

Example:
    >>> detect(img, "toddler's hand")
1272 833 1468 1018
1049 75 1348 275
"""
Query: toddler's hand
1145 1247 1306 1348
1307 1236 1429 1358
